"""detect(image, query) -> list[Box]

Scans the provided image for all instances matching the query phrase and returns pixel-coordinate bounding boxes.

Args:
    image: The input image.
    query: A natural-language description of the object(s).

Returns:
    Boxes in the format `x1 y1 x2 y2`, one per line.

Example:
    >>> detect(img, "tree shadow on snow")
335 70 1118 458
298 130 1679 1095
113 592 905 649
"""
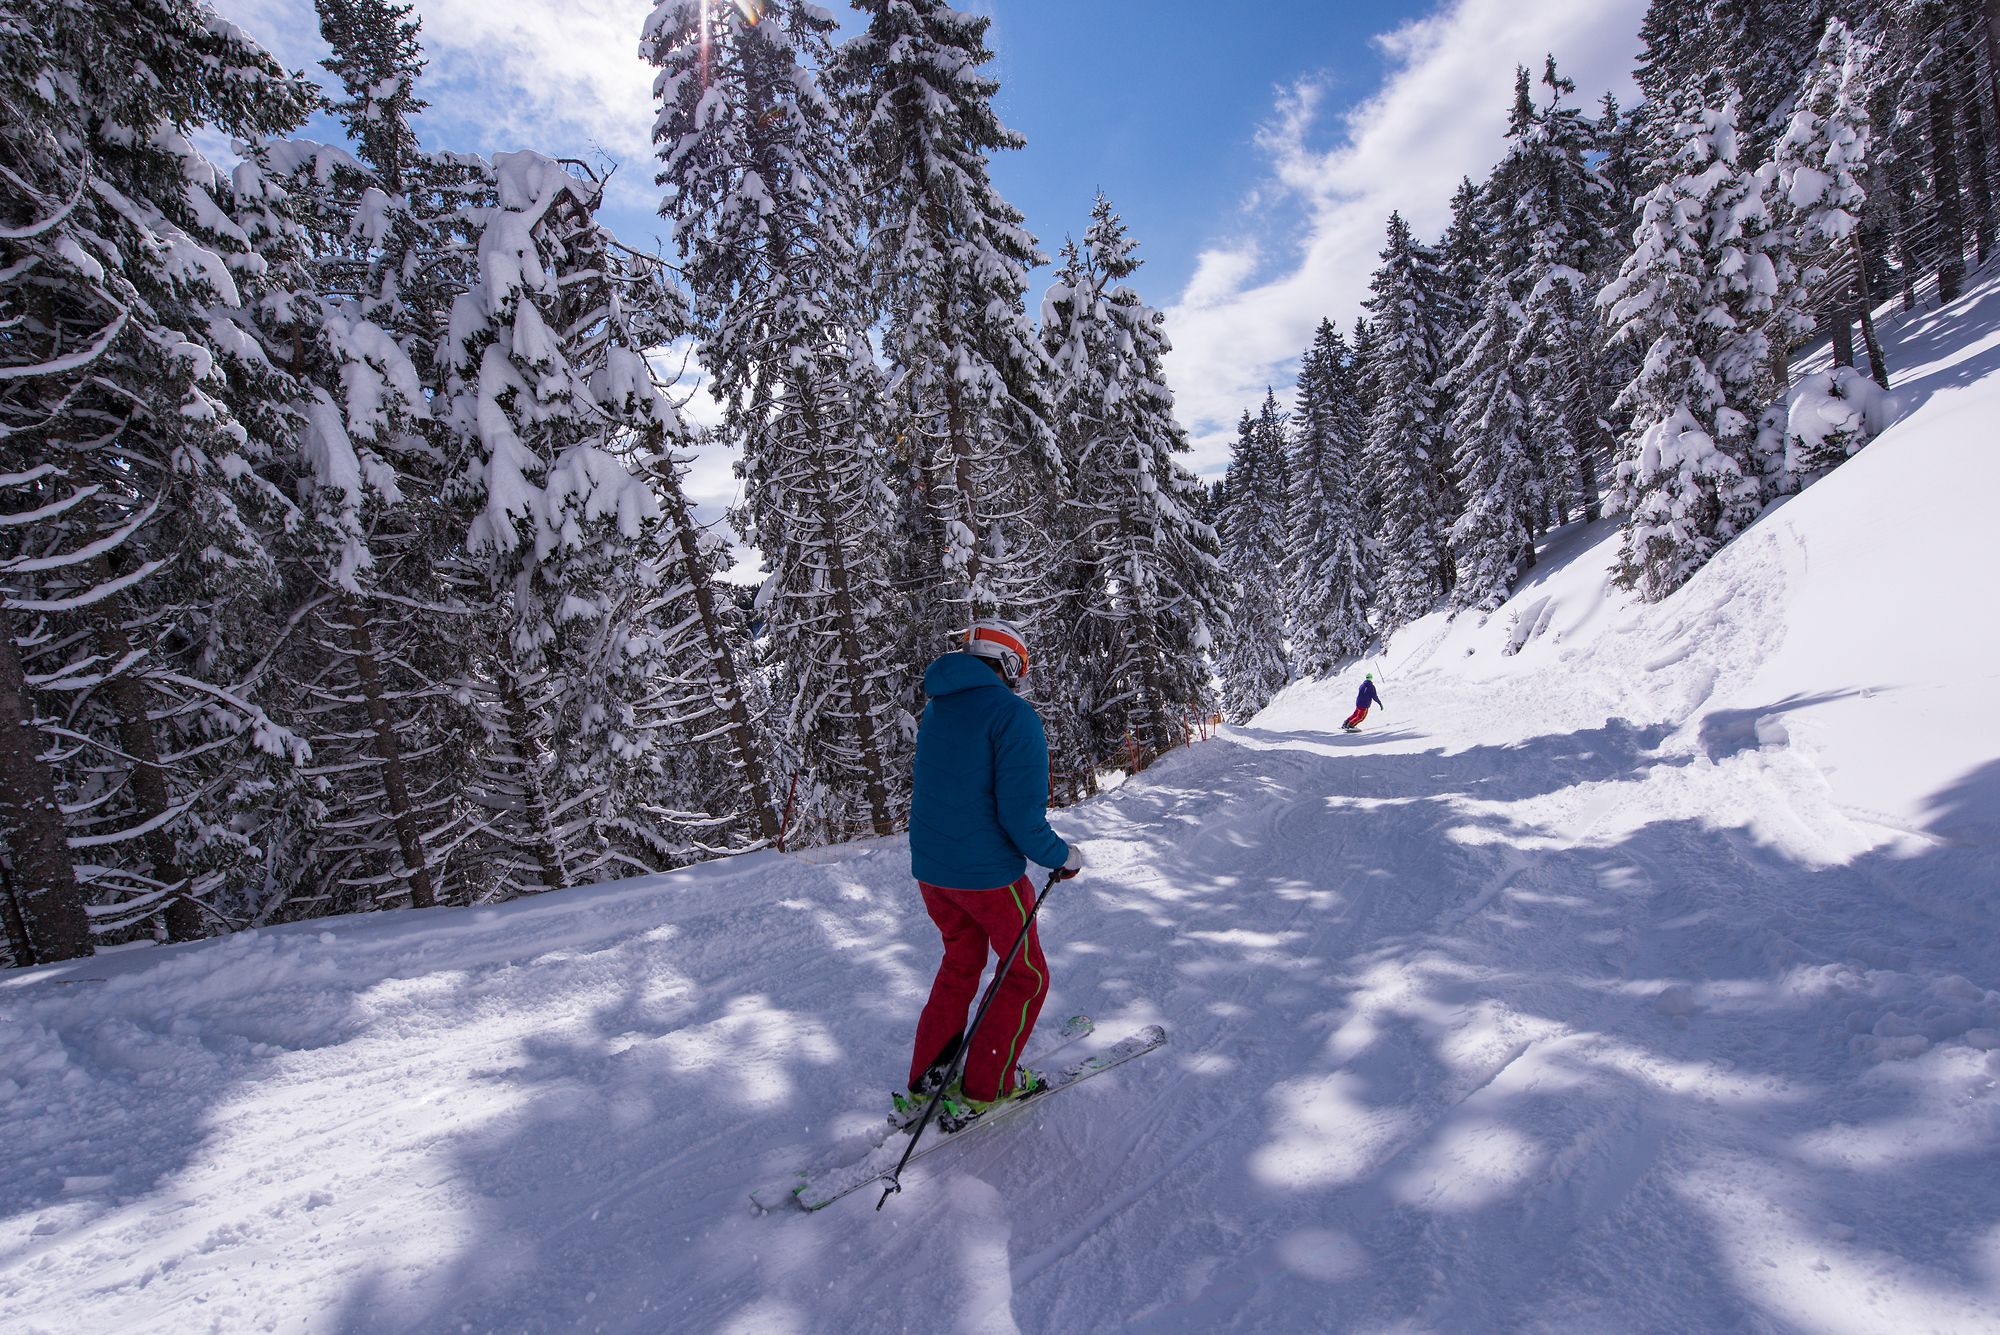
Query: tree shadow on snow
294 728 2000 1334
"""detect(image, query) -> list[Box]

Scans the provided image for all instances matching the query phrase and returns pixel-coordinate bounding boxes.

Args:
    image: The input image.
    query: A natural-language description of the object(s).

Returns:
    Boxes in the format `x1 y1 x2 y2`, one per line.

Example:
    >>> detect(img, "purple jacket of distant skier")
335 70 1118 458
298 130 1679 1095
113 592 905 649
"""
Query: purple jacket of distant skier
1355 679 1382 710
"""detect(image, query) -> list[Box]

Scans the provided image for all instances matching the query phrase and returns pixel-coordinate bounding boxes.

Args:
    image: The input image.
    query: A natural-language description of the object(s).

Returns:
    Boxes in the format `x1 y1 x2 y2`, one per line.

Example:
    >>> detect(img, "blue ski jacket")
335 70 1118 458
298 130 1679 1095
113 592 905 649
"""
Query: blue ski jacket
909 653 1071 890
1355 679 1382 710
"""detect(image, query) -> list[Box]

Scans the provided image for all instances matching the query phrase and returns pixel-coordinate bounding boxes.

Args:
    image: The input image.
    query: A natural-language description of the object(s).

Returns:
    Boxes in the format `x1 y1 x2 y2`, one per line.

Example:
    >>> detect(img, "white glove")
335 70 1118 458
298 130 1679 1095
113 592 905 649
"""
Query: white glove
1057 844 1084 881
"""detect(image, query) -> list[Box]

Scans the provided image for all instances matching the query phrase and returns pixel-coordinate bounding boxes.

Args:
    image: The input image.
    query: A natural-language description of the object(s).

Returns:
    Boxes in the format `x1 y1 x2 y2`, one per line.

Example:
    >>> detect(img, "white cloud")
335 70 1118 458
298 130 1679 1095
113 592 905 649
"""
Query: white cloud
1160 0 1647 478
217 0 660 183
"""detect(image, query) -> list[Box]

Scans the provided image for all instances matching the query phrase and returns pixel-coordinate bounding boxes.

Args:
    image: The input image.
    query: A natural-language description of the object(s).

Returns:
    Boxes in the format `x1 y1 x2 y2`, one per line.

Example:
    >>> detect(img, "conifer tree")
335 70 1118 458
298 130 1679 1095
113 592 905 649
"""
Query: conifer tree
1445 276 1540 611
1436 177 1493 353
1509 58 1624 526
1362 212 1456 627
1217 395 1290 720
1348 314 1384 531
240 0 485 916
649 0 904 841
1881 0 1985 304
1597 92 1647 238
830 0 1060 665
1 0 315 952
1772 18 1890 392
1600 99 1776 600
440 154 778 892
1041 197 1226 762
1286 321 1374 675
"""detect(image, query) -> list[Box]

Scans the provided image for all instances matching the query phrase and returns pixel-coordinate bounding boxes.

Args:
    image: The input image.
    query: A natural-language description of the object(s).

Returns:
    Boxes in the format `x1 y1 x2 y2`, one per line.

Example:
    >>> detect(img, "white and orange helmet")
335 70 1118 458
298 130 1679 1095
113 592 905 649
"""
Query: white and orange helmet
965 617 1030 686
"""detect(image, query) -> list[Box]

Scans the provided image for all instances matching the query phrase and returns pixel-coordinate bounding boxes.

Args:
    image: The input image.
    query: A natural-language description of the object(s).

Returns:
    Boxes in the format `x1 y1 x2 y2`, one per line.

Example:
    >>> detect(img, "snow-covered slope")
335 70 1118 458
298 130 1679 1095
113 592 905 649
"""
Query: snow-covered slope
4 273 1998 1334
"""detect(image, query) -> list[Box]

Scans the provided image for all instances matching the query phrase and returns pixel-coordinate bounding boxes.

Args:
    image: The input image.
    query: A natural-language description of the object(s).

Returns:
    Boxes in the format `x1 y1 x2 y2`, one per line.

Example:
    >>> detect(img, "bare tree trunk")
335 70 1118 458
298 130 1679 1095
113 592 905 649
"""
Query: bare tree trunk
794 373 895 838
0 604 91 962
815 498 895 837
1852 234 1892 390
495 664 567 893
1 861 34 966
656 465 779 844
1959 29 1995 264
1825 308 1856 369
91 581 200 942
945 374 987 606
342 601 437 908
1931 82 1967 302
1986 0 2000 135
1578 422 1605 523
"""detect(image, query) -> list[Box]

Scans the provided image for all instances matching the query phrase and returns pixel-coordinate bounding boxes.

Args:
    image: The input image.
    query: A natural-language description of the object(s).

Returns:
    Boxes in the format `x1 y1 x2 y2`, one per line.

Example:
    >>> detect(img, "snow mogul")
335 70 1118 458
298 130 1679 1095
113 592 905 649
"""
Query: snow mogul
903 617 1084 1120
1343 672 1385 732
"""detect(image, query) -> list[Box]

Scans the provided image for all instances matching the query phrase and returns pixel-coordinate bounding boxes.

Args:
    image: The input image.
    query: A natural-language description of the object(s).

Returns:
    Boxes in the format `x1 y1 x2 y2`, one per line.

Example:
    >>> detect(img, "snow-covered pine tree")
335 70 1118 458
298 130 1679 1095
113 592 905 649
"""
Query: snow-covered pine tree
1347 314 1384 534
1634 0 1725 162
1503 58 1624 527
1286 321 1373 676
565 198 782 859
0 0 315 955
1772 17 1889 390
1041 197 1227 763
1362 212 1457 628
237 0 487 918
649 0 904 842
1217 395 1290 720
1445 274 1541 611
1597 92 1646 238
1771 18 1894 477
1708 0 1825 155
1599 98 1778 601
1878 0 1988 305
829 0 1061 674
1436 177 1493 355
439 151 769 895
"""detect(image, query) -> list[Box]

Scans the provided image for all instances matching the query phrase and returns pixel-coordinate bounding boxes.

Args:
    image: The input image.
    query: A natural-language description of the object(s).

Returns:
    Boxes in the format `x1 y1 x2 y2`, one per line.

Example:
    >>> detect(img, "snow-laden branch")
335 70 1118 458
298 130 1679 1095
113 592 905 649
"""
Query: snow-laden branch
0 483 102 529
0 163 88 240
2 557 162 612
0 492 156 571
0 305 129 382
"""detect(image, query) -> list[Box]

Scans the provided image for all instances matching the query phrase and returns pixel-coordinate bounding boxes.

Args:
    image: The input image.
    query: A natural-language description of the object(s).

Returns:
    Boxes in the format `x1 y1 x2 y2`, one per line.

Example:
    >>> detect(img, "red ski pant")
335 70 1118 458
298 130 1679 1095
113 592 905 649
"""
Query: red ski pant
909 876 1049 1102
1343 706 1370 728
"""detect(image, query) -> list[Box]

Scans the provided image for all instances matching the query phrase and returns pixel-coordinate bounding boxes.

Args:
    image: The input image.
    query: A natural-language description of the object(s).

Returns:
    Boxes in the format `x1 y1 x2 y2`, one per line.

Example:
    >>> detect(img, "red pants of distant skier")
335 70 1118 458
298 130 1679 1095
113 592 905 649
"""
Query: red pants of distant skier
1343 706 1370 728
909 876 1049 1102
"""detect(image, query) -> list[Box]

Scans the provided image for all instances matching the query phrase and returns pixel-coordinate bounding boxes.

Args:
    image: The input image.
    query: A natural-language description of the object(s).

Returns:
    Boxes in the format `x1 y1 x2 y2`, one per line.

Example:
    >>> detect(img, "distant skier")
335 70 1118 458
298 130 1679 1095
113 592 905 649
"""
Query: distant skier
1342 672 1384 732
905 618 1084 1115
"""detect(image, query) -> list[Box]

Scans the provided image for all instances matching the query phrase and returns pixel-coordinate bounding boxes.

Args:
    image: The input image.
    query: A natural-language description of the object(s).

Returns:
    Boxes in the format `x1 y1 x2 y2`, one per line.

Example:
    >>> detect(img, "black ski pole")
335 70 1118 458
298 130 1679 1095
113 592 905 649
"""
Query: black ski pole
878 868 1064 1210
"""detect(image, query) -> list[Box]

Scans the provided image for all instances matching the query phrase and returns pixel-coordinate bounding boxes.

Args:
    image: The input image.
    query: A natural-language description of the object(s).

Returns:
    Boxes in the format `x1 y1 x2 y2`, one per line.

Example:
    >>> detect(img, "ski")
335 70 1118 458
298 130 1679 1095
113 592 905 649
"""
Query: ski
749 1015 1098 1214
753 1024 1167 1214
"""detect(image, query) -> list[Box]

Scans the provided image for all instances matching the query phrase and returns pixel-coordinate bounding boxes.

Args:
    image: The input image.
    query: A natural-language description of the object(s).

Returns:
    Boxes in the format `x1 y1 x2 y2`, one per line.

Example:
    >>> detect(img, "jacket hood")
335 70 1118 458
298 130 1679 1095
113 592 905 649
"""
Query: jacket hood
924 652 1010 698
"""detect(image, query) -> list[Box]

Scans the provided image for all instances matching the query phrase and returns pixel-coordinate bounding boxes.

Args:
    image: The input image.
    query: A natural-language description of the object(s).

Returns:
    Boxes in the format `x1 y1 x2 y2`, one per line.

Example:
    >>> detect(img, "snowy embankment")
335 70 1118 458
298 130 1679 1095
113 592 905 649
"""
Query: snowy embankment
5 272 2000 1334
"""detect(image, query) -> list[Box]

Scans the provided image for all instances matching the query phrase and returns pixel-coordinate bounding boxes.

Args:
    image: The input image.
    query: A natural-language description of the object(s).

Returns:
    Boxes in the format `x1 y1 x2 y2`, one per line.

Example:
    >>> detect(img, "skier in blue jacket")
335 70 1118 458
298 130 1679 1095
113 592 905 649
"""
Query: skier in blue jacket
906 618 1083 1111
1343 672 1384 732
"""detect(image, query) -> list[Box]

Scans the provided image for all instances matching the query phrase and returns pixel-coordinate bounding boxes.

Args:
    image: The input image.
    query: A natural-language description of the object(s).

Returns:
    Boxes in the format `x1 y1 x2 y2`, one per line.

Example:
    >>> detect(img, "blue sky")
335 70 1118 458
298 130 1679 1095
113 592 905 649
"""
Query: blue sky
216 0 1648 533
974 2 1433 298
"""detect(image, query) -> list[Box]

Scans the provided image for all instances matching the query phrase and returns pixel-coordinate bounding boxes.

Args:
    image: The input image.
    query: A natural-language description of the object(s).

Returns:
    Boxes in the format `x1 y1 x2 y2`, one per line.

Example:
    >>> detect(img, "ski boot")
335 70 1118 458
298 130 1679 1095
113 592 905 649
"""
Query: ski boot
936 1065 1048 1133
890 1067 948 1126
890 1039 966 1126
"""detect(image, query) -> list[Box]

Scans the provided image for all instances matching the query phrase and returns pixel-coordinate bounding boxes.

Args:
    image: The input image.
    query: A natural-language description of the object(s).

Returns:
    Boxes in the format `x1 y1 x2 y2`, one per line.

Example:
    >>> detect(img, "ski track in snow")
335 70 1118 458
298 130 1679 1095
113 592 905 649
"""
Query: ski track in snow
5 279 2000 1333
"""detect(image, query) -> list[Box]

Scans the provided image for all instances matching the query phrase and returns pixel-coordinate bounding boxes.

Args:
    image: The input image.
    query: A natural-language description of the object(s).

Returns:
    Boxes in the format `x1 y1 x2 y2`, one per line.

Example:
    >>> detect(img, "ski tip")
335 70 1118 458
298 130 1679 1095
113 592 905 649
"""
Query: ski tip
748 1176 811 1215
